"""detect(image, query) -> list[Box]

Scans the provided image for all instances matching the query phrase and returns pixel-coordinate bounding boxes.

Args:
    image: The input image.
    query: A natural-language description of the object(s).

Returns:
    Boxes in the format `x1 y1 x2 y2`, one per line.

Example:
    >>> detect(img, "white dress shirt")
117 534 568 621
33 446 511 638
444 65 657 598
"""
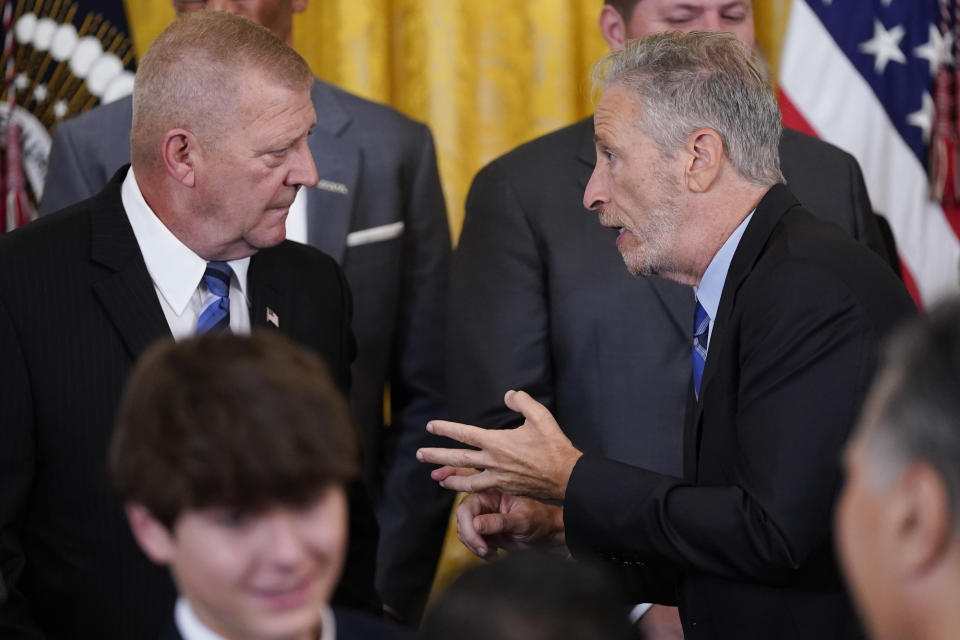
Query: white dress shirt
121 168 251 339
174 597 335 640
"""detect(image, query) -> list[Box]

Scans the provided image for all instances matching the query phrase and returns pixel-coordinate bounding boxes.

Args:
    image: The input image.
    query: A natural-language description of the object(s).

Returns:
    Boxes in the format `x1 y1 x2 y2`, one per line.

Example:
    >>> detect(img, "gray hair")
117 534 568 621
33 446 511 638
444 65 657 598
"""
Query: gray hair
861 297 960 527
591 31 784 187
131 10 313 169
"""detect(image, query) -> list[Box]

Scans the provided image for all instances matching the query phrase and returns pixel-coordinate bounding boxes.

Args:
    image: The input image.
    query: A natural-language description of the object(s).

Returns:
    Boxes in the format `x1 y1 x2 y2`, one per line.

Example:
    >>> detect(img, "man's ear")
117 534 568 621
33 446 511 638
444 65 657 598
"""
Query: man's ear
890 463 952 579
598 5 628 51
126 503 176 566
292 0 308 13
684 128 724 193
160 128 199 188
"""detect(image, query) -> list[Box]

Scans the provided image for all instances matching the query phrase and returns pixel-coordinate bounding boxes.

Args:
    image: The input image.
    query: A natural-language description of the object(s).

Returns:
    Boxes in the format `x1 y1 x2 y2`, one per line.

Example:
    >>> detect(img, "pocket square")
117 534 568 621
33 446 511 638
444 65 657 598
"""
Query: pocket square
316 179 349 195
346 222 405 247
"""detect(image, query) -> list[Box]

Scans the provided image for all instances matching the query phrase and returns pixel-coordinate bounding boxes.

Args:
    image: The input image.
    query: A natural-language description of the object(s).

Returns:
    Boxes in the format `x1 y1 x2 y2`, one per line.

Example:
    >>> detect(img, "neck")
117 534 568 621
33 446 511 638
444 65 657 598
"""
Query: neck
682 182 769 288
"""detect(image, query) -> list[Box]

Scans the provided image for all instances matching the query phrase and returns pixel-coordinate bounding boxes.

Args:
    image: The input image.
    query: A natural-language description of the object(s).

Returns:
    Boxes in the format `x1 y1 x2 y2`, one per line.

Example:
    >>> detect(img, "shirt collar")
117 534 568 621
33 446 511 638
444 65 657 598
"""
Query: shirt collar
174 597 335 640
121 167 250 314
693 209 754 321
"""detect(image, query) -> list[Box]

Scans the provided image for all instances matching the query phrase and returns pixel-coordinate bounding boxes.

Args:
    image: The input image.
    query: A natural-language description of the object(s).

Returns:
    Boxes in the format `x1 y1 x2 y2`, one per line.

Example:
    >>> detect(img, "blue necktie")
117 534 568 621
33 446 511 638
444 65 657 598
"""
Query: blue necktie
692 300 710 396
196 261 232 334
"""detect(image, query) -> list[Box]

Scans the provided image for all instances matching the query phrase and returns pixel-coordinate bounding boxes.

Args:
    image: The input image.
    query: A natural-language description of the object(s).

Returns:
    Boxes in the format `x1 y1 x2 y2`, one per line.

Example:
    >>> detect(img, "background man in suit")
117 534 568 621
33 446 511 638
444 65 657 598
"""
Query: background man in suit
39 0 451 623
0 11 376 637
113 332 408 640
837 297 960 640
420 32 915 638
448 2 892 629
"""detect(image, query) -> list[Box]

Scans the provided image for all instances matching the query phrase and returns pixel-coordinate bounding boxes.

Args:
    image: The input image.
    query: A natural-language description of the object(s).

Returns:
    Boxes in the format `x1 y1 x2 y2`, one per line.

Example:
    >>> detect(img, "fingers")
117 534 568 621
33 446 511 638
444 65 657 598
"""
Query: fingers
436 469 498 493
503 389 554 425
455 493 497 557
425 419 493 449
417 446 486 470
429 466 478 482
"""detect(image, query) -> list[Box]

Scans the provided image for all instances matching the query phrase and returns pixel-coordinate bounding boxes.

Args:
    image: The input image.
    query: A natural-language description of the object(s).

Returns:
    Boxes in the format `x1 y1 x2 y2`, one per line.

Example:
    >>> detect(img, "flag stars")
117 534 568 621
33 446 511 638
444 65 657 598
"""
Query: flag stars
859 19 907 73
914 25 952 76
53 100 69 120
907 92 934 143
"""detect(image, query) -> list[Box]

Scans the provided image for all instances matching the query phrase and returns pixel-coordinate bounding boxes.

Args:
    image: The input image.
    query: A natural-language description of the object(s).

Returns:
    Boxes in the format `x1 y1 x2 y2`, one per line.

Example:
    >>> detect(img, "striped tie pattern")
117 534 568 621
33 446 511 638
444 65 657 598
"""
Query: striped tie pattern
196 261 233 334
692 300 710 396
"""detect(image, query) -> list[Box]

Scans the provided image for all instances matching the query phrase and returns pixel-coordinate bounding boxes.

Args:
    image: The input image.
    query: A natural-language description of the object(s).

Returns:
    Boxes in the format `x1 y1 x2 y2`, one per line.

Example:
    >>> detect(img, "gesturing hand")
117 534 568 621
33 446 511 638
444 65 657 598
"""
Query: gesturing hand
417 390 583 501
456 490 567 558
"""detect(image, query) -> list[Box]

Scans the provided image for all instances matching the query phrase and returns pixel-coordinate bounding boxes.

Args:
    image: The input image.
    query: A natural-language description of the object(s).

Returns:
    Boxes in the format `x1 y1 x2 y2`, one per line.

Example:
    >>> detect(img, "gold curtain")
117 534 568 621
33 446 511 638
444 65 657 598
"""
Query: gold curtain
123 0 792 602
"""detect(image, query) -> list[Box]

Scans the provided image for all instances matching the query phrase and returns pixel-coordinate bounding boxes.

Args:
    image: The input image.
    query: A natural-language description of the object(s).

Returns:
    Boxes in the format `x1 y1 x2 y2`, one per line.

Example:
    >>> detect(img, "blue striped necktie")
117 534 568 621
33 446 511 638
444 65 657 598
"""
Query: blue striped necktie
196 261 233 334
692 300 710 396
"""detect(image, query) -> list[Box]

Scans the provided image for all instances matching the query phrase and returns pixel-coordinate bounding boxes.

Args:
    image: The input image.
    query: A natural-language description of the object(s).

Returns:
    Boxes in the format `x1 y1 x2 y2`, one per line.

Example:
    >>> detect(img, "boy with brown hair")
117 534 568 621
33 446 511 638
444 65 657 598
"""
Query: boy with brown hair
110 331 406 640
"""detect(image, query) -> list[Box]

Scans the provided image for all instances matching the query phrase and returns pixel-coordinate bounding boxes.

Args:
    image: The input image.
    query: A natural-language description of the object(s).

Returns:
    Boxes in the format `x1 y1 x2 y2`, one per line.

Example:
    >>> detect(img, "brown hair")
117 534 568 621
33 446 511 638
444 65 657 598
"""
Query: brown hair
110 331 358 529
131 10 314 168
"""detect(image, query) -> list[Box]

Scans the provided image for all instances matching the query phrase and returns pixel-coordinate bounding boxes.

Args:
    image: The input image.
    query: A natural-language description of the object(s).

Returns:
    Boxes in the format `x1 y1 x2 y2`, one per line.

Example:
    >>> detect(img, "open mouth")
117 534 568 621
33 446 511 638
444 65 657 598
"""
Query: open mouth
615 227 630 248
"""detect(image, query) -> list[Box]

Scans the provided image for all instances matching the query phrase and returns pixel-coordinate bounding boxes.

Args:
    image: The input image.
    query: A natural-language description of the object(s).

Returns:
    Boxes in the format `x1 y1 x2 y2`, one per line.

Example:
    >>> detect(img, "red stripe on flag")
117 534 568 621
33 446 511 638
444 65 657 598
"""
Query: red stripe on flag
777 88 819 137
899 259 923 310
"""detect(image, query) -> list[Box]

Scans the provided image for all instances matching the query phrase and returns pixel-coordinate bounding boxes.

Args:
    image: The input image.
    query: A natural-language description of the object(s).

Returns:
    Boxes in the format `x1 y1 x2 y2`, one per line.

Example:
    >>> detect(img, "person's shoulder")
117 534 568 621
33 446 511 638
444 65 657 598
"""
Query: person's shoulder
471 116 592 190
751 195 912 315
312 80 427 136
492 117 592 170
255 240 342 277
333 608 412 640
0 200 92 258
779 127 857 167
52 95 133 136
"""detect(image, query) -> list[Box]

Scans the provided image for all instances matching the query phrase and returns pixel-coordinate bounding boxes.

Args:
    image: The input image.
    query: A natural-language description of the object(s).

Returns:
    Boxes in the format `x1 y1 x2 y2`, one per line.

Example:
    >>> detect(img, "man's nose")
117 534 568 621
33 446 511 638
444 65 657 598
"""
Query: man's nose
697 12 723 33
290 144 320 189
583 168 608 211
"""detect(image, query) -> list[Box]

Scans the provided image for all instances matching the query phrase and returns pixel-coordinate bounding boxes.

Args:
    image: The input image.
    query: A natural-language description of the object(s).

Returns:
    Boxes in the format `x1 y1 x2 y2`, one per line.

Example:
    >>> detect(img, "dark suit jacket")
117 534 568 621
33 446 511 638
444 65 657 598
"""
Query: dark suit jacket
563 185 916 639
160 607 411 640
450 117 894 479
0 170 375 638
39 80 452 621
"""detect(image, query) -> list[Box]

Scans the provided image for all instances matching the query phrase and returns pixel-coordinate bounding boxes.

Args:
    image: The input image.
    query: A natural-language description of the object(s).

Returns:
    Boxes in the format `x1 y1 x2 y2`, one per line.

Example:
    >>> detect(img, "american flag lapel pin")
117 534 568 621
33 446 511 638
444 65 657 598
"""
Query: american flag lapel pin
266 307 279 328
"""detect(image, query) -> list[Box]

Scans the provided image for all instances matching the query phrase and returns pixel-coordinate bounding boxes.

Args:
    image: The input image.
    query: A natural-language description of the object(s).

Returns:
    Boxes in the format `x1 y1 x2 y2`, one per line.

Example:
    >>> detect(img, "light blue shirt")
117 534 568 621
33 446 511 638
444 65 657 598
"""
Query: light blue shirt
693 210 755 352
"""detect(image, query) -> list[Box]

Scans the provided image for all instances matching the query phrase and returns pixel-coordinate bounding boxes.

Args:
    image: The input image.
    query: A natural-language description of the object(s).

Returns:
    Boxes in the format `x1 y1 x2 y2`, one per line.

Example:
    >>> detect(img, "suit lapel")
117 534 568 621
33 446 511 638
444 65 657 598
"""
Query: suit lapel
248 250 284 333
689 184 799 468
305 81 360 265
89 170 171 359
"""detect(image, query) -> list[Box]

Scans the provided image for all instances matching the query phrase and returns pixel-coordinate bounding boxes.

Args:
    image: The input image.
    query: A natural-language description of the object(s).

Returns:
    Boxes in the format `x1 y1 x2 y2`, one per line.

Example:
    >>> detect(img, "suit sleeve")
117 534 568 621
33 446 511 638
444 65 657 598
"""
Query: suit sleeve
374 124 454 624
448 161 553 429
565 262 872 587
38 122 101 216
0 292 44 638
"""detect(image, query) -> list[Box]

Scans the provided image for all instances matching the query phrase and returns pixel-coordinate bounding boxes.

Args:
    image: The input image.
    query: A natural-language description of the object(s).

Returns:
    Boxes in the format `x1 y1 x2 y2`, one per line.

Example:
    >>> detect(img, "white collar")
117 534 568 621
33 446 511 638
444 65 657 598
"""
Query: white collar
121 167 250 313
174 597 335 640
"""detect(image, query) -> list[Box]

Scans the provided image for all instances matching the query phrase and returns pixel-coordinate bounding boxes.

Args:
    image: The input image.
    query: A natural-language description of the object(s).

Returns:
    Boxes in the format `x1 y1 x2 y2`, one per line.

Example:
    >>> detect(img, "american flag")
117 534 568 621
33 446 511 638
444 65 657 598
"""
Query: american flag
779 0 960 307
